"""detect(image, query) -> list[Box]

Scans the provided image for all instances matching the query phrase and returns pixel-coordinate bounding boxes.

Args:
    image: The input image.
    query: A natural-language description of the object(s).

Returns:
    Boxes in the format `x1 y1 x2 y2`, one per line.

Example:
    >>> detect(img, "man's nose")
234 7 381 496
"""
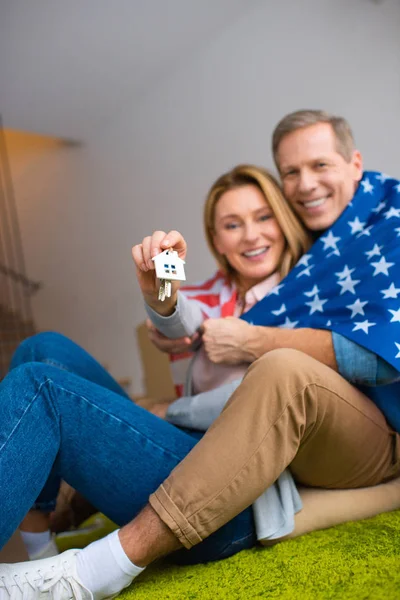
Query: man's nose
298 170 317 194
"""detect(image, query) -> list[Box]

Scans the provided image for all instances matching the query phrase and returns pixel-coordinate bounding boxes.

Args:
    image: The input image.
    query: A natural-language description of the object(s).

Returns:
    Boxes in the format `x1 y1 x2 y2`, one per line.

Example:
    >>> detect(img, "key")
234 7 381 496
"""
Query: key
158 279 172 301
158 279 166 301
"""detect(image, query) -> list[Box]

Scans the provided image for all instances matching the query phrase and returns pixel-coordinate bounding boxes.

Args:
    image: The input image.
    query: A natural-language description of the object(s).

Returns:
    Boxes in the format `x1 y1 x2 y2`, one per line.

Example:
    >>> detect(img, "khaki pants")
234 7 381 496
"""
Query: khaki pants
150 349 400 549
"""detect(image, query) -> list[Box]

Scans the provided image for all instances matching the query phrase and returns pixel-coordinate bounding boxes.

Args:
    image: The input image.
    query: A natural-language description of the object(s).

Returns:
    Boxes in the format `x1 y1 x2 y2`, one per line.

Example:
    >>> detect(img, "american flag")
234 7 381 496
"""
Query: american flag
241 171 400 431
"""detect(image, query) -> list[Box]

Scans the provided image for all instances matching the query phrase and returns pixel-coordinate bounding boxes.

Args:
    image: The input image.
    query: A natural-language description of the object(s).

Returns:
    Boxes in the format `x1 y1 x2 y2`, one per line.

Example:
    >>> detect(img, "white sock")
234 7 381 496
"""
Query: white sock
76 529 145 600
20 529 51 557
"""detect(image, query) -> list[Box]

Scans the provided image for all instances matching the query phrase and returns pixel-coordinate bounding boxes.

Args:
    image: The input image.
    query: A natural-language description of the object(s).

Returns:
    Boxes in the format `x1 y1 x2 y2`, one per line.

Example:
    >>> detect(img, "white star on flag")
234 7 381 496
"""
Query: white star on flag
352 320 376 334
327 248 341 258
365 244 382 259
356 225 373 238
337 276 360 295
396 228 400 238
296 254 312 267
296 266 314 278
280 317 299 329
389 308 400 323
346 298 368 318
384 207 400 220
372 201 386 214
320 231 341 250
304 285 320 297
371 256 395 276
335 265 355 280
395 342 400 358
381 283 400 299
376 173 391 183
326 320 332 326
348 217 366 234
361 179 374 194
395 183 400 193
271 303 286 316
268 284 284 296
305 294 328 315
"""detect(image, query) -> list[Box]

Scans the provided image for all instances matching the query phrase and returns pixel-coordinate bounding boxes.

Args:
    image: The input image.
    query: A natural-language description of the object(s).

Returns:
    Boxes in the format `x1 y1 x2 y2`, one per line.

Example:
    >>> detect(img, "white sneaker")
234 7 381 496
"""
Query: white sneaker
30 536 60 560
0 549 93 599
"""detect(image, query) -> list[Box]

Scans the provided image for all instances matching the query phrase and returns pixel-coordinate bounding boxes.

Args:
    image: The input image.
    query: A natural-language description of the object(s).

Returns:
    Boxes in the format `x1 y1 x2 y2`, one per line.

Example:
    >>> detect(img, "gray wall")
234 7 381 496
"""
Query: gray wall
8 0 400 392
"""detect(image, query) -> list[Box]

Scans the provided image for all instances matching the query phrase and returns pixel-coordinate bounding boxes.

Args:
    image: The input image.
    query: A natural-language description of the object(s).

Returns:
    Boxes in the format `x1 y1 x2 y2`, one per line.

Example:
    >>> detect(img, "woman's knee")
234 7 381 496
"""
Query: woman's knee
10 332 68 370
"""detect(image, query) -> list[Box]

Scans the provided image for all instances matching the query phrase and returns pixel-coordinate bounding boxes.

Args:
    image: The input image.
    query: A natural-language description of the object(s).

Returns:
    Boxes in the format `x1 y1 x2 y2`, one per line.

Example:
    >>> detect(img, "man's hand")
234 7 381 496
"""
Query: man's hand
202 317 260 365
132 230 187 315
146 318 199 354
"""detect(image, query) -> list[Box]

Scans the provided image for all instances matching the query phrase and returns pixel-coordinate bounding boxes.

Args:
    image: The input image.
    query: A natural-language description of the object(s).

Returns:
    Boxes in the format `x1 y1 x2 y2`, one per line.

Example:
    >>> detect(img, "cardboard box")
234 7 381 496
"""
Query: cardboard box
136 322 176 401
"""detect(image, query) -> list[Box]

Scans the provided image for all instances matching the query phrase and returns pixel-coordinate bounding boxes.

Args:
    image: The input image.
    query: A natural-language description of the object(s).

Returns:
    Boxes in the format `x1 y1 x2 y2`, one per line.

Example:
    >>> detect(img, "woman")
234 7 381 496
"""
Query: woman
1 166 399 600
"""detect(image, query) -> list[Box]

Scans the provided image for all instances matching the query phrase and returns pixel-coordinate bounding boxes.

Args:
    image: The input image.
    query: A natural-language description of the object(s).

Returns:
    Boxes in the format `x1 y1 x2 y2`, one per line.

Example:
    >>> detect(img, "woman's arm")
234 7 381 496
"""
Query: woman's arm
145 292 204 340
165 379 242 430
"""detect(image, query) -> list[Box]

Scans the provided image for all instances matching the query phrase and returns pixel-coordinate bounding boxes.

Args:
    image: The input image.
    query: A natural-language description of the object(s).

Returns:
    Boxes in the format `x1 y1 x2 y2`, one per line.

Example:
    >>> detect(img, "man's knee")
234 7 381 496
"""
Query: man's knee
249 348 319 381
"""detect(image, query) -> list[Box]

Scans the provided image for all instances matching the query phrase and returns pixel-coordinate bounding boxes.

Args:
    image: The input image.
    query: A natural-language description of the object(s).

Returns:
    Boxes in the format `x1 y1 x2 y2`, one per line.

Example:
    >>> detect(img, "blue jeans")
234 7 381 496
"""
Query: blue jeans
1 332 256 564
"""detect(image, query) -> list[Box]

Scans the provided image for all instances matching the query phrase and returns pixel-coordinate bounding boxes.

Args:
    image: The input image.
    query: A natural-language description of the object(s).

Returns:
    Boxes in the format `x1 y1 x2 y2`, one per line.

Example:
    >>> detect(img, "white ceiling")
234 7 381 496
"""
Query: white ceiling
0 0 257 141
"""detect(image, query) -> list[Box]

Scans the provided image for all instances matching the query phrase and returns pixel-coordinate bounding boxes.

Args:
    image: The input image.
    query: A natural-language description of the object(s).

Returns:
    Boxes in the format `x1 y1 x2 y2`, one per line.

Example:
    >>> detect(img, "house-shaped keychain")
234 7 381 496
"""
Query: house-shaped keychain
152 249 186 301
152 249 186 281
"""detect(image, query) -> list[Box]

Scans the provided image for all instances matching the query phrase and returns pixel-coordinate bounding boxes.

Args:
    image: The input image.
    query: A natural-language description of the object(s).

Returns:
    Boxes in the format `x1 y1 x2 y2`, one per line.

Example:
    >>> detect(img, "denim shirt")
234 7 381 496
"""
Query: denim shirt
332 332 400 387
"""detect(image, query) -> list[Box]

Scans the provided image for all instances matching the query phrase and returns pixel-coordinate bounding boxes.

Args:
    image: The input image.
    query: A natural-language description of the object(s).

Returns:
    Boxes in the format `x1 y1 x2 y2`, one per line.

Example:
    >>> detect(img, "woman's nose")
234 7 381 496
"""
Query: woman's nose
243 222 260 241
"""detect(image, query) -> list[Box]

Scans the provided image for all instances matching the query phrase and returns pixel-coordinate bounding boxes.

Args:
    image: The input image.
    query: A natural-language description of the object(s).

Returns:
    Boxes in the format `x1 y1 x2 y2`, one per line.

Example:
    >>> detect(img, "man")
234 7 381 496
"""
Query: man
1 111 399 600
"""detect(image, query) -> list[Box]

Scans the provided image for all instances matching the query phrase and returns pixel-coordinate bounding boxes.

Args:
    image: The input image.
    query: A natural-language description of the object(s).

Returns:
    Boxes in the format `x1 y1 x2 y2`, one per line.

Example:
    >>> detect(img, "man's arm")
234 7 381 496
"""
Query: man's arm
245 326 338 371
201 319 338 371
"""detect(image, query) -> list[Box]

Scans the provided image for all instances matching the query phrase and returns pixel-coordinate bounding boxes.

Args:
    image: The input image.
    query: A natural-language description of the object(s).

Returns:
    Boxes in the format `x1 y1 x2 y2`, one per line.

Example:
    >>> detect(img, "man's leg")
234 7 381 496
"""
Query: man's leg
125 348 399 559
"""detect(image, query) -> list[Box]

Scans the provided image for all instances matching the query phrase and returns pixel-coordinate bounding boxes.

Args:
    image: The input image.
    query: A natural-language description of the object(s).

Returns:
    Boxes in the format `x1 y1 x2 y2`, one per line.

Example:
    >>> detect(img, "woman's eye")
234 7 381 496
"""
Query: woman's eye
259 214 271 222
225 223 240 230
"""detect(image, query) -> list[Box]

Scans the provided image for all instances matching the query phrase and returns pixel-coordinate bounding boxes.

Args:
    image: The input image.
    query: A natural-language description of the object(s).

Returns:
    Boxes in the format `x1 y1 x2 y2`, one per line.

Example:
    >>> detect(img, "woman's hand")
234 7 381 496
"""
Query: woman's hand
202 317 261 365
132 230 187 315
146 318 199 354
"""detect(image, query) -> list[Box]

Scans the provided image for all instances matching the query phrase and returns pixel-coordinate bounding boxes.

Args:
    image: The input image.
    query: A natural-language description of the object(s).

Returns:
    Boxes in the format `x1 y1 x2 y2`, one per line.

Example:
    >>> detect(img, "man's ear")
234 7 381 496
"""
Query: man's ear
351 150 363 182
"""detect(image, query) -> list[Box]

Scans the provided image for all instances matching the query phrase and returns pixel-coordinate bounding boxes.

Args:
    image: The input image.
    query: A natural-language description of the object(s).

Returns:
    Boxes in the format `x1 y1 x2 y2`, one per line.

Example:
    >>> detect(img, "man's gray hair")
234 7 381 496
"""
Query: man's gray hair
272 110 355 169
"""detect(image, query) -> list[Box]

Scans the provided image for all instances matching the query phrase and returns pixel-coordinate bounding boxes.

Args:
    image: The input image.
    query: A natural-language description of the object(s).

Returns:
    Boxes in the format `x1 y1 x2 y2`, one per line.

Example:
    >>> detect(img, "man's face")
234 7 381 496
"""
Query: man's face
276 123 363 231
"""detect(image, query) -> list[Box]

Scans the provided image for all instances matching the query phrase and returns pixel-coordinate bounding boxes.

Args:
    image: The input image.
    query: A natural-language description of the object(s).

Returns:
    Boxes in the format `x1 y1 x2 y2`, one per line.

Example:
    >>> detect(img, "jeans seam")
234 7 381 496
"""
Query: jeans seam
0 378 57 452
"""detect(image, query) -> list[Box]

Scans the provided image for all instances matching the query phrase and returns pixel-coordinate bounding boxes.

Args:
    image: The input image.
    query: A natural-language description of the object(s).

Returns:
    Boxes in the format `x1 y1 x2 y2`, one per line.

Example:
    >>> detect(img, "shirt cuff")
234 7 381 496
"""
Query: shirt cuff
332 331 377 385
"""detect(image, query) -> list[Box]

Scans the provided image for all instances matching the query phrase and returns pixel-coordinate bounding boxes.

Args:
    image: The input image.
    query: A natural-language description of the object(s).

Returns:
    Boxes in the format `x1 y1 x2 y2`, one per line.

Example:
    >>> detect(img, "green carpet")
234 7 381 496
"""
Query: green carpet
59 511 400 599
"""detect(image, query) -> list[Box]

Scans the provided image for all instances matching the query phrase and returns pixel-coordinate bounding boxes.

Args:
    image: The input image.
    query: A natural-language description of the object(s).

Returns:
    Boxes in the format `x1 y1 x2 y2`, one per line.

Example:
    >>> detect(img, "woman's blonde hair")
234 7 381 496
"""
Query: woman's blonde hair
204 164 312 286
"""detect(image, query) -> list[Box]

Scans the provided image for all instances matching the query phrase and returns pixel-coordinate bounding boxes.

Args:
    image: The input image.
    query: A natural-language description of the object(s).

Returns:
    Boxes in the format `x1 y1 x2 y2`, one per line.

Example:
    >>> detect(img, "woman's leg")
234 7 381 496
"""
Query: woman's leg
11 332 131 539
10 332 129 398
0 361 254 562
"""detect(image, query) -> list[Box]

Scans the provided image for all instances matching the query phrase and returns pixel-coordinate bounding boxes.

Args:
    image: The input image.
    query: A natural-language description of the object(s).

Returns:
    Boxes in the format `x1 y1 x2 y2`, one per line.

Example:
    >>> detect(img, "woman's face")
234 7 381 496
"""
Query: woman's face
213 184 286 289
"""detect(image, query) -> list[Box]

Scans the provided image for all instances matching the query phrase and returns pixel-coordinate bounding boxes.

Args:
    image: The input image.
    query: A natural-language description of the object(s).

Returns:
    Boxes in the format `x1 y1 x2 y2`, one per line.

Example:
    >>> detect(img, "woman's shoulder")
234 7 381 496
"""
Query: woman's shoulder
181 270 231 294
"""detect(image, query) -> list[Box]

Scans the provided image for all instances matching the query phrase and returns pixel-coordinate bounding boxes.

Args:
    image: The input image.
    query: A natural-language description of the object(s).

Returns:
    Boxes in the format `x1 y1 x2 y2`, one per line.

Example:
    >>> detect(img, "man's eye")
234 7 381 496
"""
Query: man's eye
317 162 327 168
283 170 296 178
